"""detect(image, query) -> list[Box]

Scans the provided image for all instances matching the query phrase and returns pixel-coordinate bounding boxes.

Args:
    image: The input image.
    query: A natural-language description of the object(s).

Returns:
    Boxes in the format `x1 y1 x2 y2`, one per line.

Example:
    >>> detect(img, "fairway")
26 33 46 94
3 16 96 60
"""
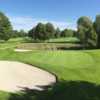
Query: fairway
0 1 100 99
0 48 99 83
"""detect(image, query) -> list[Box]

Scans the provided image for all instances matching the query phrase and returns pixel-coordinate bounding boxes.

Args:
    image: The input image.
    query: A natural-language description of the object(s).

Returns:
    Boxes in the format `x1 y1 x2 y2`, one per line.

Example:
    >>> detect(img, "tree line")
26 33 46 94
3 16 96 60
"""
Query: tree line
28 16 100 48
0 11 100 48
28 23 76 40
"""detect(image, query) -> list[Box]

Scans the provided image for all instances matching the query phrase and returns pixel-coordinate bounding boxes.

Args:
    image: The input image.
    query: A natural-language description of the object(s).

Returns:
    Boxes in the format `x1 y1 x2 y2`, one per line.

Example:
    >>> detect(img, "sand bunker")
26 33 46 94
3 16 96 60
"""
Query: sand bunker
14 49 32 52
0 61 56 92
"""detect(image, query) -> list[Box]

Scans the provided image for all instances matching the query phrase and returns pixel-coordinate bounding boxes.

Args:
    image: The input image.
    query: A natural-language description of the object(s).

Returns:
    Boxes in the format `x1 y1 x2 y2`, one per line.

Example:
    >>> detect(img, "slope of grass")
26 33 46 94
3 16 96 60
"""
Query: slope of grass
0 91 10 100
0 37 32 50
0 49 99 83
0 49 100 99
46 37 80 43
0 37 100 100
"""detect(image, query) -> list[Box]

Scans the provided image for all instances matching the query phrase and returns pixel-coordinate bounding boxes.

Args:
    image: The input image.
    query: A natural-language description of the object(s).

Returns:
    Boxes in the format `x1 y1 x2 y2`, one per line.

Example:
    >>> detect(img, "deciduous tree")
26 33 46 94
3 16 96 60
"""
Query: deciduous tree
0 12 12 41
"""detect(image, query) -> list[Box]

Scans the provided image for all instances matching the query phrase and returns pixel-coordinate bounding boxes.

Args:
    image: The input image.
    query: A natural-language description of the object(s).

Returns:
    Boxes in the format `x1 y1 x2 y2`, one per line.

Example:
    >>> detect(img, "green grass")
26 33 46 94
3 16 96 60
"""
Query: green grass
0 37 100 99
0 49 99 83
0 49 100 99
7 37 34 43
46 37 80 43
0 37 33 50
0 91 10 100
0 37 80 50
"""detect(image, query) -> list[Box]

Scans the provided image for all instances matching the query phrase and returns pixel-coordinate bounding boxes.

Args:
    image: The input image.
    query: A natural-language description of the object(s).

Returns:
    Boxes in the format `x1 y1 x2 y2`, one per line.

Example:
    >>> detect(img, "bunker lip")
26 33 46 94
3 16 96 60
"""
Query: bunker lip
0 61 56 93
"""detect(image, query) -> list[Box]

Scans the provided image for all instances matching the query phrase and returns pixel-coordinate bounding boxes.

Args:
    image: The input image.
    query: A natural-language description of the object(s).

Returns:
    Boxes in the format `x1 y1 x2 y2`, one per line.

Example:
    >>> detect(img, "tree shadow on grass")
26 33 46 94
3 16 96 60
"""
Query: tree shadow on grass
9 81 100 100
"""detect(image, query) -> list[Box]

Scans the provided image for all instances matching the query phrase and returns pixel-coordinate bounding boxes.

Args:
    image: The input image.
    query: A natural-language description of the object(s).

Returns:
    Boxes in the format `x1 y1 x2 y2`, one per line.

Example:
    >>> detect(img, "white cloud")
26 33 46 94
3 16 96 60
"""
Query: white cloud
8 16 77 31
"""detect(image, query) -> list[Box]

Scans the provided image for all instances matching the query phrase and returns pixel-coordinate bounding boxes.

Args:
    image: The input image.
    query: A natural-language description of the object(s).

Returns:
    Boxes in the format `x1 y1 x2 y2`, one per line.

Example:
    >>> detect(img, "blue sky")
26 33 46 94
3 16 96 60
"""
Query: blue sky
0 0 100 31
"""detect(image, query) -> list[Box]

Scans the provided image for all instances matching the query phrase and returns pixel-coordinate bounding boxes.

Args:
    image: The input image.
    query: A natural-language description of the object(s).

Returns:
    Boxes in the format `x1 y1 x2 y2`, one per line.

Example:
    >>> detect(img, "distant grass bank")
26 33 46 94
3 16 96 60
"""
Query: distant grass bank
45 37 80 43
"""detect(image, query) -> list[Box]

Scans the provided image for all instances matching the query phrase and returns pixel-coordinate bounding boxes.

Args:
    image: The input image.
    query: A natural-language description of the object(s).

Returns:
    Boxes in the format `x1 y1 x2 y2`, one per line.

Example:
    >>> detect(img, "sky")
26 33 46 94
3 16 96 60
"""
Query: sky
0 0 100 31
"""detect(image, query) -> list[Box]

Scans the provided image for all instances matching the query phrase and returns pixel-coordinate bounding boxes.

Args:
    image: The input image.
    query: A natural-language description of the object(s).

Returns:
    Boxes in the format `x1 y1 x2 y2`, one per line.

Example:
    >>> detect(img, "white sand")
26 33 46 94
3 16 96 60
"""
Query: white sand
14 49 32 52
0 61 56 92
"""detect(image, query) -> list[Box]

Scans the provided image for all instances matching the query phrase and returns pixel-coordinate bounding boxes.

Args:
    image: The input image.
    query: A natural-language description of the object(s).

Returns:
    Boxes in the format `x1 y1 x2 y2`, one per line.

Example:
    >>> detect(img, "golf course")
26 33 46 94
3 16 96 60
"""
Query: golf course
0 37 100 100
0 1 100 99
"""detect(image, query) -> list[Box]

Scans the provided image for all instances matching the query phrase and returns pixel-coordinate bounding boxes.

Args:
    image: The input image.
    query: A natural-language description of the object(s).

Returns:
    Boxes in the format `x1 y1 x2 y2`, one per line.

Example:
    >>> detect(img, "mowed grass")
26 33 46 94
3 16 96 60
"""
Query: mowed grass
0 37 100 99
0 37 33 50
46 37 80 43
0 50 100 99
0 49 100 83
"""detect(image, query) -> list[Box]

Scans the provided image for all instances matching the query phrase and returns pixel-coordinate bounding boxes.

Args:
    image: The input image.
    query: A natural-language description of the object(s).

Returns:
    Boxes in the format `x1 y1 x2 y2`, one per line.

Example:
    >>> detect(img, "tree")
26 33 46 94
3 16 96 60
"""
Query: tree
73 30 78 37
0 12 12 41
28 22 55 41
45 23 55 39
94 15 100 48
77 16 97 48
61 29 74 37
34 23 46 40
28 23 46 40
28 27 36 39
55 27 61 38
18 30 27 37
12 30 27 38
11 30 18 38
